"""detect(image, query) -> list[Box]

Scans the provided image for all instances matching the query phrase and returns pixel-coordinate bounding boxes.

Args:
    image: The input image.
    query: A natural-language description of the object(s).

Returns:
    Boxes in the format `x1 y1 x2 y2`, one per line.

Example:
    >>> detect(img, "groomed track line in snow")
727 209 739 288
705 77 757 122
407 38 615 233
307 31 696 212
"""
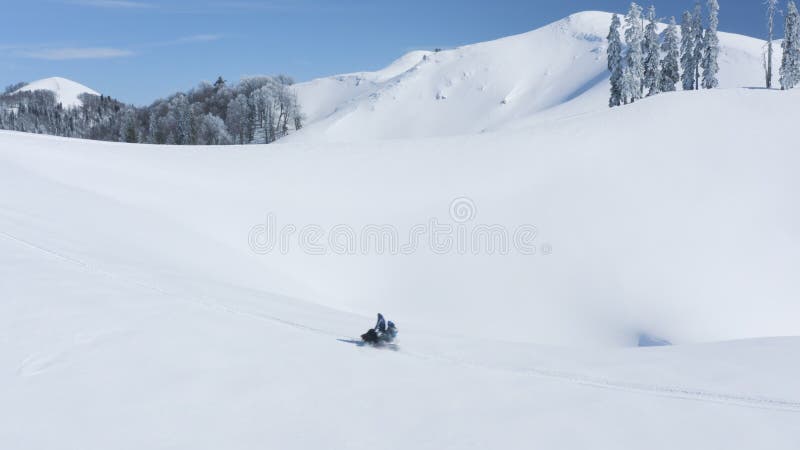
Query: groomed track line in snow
3 228 800 414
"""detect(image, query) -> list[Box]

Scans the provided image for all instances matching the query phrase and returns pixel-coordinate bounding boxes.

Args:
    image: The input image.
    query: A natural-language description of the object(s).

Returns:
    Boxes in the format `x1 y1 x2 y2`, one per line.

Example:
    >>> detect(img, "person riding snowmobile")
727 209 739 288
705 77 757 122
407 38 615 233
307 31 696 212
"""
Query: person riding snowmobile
381 321 397 342
361 313 397 345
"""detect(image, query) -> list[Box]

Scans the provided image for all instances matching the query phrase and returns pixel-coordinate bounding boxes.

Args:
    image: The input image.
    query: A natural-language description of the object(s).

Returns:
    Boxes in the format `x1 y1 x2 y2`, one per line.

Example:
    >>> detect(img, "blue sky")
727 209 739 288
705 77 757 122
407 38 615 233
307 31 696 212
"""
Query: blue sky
0 0 776 105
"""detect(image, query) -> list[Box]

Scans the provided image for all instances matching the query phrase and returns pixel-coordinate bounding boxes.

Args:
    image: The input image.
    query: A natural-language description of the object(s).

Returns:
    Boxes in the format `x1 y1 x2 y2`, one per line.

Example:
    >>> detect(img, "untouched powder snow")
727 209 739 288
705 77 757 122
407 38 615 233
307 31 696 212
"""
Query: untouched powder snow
13 77 100 108
288 11 773 143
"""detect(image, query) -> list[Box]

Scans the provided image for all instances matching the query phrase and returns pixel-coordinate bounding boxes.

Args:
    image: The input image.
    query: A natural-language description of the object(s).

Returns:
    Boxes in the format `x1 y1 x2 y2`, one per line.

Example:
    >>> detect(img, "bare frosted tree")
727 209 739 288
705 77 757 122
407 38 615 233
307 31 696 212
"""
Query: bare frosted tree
197 113 232 145
765 0 779 88
226 94 249 144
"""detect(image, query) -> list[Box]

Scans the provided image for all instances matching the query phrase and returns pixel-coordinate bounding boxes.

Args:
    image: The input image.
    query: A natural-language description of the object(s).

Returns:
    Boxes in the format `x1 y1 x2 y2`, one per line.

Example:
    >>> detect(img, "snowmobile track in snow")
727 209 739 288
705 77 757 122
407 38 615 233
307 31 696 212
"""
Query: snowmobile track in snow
3 228 800 413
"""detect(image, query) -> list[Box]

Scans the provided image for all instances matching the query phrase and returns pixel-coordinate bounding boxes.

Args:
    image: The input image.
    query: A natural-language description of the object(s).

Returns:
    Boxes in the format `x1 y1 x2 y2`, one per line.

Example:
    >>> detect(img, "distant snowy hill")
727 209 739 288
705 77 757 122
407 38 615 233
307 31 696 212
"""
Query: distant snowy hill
14 77 99 108
289 11 770 143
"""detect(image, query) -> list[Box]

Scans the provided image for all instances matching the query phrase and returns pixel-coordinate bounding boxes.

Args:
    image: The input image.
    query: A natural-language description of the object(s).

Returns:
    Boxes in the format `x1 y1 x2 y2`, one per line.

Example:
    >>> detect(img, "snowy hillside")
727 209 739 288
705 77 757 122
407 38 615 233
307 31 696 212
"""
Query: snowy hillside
13 77 99 108
2 84 800 448
289 11 770 143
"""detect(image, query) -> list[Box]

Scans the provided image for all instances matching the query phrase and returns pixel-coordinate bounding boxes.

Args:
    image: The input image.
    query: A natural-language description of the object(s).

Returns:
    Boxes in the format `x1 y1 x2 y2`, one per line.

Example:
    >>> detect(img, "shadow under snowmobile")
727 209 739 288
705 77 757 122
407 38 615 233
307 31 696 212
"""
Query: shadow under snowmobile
337 338 399 351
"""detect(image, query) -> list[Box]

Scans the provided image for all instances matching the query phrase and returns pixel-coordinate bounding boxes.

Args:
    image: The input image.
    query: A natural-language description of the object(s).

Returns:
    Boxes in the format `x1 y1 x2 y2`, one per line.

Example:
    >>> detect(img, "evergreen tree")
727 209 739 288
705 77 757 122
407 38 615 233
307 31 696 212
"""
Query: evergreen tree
701 0 720 88
781 1 800 89
692 1 705 89
607 14 624 107
621 66 635 104
623 2 645 102
659 17 681 92
680 11 696 90
766 0 778 89
643 6 661 96
213 76 226 91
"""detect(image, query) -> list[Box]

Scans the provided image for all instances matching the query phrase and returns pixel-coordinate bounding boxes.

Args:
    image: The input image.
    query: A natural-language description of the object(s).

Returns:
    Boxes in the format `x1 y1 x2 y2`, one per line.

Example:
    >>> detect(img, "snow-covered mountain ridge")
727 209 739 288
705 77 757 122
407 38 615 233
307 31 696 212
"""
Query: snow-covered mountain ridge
289 11 770 143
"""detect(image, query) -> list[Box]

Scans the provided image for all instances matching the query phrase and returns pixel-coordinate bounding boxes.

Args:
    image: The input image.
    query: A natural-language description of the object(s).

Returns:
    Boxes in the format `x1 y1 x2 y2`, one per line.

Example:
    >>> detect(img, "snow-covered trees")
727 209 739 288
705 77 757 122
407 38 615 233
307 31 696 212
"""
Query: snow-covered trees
701 0 720 89
676 0 718 90
147 110 159 143
680 11 697 90
606 1 723 106
691 2 705 89
0 90 126 139
781 1 800 90
168 94 192 145
119 109 138 143
226 94 249 145
765 0 778 88
0 75 304 145
623 2 645 103
607 14 624 107
196 113 232 145
608 2 665 106
659 17 681 92
678 3 705 91
643 6 661 96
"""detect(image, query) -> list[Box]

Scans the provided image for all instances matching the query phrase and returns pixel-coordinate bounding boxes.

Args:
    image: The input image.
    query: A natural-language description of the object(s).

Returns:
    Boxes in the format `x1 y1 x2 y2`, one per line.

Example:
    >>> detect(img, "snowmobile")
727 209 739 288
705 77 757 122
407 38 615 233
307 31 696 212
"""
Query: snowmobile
360 313 398 346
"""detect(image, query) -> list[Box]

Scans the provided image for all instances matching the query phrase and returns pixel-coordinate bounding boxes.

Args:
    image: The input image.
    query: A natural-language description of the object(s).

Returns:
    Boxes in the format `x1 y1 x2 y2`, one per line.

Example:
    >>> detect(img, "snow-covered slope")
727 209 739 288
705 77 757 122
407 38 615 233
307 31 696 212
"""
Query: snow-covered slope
2 86 800 449
13 77 99 108
289 11 770 143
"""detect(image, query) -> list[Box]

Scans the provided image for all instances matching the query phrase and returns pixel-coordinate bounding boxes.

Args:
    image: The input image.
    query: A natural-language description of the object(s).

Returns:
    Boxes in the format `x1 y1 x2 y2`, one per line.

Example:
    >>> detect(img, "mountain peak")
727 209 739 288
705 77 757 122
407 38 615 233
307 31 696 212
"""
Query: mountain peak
14 77 100 108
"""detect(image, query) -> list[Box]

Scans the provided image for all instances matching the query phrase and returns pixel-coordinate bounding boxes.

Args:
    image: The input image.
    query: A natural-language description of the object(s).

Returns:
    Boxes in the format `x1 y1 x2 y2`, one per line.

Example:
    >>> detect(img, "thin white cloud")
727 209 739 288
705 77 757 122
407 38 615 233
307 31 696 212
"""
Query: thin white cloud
70 0 154 8
176 34 224 44
3 34 221 61
20 47 134 60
